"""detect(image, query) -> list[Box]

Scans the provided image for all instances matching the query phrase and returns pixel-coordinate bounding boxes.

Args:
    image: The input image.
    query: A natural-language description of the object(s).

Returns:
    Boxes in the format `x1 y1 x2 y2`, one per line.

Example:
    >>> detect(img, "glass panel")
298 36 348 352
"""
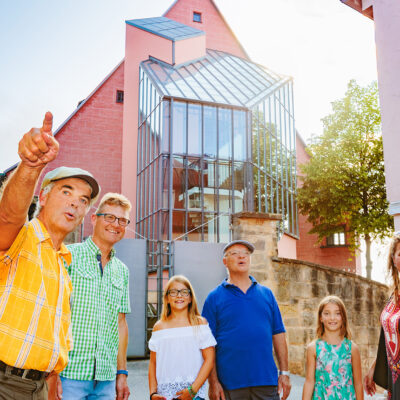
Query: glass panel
172 101 187 154
187 157 202 210
219 214 230 243
172 211 186 240
153 105 160 159
162 101 170 153
188 104 202 155
218 161 232 213
204 106 217 159
154 158 160 212
218 108 232 160
203 160 217 212
233 162 245 213
187 212 202 241
253 165 261 212
161 211 169 241
138 125 143 172
136 174 142 221
172 156 186 209
162 156 169 209
144 167 149 218
148 163 153 216
233 110 246 161
203 213 217 243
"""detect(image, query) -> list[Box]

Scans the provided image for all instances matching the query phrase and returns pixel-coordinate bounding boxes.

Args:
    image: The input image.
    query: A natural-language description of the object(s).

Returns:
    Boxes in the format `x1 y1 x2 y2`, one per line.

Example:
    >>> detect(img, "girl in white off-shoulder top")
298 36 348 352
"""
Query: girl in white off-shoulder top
148 275 216 400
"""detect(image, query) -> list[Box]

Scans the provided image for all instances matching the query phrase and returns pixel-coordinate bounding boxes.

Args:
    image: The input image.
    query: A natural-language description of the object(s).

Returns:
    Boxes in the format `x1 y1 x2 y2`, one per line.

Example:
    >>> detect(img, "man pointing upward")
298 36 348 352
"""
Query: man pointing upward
0 112 99 400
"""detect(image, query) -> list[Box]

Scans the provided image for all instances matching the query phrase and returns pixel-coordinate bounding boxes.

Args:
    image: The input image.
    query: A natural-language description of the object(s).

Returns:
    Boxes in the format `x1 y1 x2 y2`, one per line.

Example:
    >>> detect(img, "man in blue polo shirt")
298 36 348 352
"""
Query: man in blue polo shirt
202 240 291 400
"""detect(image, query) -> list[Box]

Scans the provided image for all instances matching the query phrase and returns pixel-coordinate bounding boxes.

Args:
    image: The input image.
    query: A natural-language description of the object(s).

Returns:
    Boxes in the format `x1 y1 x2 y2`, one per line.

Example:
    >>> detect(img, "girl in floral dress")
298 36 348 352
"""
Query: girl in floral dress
302 295 364 400
148 275 216 400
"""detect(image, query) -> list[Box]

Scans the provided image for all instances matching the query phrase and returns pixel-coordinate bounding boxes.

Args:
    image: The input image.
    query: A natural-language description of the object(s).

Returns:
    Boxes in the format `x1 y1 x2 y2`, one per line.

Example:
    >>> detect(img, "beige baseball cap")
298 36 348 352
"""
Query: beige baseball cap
223 240 255 254
41 167 100 203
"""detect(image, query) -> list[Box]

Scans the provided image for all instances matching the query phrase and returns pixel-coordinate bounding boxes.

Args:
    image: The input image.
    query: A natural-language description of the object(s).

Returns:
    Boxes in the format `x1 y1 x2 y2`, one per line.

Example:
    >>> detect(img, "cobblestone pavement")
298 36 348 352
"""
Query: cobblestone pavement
127 359 385 400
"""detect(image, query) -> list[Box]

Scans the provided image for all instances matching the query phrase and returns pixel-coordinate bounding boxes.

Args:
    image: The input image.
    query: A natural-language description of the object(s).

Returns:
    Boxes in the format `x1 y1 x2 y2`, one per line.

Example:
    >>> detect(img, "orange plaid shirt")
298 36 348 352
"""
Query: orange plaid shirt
0 218 73 373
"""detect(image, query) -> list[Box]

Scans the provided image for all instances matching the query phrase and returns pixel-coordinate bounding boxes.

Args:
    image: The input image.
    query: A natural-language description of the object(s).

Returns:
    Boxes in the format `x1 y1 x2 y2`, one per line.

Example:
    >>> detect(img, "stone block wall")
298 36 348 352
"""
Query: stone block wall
269 258 387 376
231 212 389 376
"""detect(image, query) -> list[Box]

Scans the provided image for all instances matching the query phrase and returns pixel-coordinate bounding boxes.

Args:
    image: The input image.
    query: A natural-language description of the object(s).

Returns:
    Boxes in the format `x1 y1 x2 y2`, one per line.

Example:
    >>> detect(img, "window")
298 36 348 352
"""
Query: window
116 90 124 103
326 232 346 246
193 12 202 23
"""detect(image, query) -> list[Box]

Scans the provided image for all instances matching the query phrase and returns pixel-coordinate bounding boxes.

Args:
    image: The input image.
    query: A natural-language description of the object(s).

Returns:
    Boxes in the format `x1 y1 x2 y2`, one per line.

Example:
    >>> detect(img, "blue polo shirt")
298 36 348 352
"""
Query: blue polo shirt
202 276 285 390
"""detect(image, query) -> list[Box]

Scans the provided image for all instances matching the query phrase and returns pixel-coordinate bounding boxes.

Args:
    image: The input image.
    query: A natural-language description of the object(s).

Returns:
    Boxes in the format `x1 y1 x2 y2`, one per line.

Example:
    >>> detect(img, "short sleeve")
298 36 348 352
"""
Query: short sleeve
119 266 131 314
148 333 158 352
198 324 217 349
0 223 27 264
202 293 217 337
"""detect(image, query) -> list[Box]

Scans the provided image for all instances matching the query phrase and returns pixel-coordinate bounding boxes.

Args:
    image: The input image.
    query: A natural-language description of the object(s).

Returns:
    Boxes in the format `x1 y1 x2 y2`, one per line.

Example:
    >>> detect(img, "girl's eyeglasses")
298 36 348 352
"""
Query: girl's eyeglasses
167 289 191 297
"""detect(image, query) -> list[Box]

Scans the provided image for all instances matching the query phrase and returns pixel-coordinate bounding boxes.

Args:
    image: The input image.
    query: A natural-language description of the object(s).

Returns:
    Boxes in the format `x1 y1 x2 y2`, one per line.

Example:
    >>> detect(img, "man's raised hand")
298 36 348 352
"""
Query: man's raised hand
18 111 59 167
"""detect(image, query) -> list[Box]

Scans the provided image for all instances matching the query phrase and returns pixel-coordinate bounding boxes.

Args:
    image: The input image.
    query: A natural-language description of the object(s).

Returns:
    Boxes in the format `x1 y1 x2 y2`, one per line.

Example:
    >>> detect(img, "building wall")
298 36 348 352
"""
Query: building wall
43 63 125 237
278 233 297 259
164 0 248 59
295 134 359 272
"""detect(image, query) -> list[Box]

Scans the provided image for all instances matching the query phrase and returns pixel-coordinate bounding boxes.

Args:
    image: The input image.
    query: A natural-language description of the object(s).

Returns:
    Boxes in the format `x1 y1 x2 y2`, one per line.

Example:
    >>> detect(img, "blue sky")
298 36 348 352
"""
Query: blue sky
0 0 376 172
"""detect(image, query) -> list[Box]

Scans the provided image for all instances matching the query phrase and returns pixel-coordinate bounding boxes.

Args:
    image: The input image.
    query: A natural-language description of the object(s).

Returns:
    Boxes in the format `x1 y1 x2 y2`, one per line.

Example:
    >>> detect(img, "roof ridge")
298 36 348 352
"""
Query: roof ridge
163 0 250 60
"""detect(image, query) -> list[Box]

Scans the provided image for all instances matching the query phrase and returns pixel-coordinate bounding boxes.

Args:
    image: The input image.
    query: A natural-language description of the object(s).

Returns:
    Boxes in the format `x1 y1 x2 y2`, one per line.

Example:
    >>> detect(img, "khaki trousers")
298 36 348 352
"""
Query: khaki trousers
0 368 48 400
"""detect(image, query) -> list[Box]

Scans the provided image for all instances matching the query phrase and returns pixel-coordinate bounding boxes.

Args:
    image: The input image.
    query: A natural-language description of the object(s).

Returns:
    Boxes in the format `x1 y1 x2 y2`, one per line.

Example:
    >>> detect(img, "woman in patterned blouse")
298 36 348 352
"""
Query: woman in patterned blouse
364 233 400 399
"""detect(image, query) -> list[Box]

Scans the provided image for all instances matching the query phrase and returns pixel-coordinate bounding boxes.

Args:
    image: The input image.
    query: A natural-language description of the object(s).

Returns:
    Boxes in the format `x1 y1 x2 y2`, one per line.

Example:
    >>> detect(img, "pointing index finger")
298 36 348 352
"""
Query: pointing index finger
40 111 53 136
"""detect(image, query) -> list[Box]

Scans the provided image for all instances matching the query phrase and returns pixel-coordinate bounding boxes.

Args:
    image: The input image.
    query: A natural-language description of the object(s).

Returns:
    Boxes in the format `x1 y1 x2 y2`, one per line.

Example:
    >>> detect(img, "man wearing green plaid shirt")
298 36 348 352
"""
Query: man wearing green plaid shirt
58 193 132 400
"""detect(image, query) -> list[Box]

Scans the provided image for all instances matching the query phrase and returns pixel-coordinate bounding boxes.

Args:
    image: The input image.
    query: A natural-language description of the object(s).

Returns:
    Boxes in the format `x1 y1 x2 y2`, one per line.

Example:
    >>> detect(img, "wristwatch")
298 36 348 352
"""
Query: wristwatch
116 369 128 376
279 370 290 376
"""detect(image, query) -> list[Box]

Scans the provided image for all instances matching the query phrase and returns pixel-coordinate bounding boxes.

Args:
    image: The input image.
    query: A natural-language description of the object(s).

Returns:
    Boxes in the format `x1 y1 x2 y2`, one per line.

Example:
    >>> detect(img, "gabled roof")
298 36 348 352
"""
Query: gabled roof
164 0 250 59
4 60 124 174
340 0 374 20
141 49 291 109
126 17 205 41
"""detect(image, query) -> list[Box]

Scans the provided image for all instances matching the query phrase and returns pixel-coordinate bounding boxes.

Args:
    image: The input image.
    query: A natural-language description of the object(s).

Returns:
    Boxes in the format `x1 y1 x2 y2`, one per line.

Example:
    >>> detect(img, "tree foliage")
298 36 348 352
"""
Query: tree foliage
298 80 393 276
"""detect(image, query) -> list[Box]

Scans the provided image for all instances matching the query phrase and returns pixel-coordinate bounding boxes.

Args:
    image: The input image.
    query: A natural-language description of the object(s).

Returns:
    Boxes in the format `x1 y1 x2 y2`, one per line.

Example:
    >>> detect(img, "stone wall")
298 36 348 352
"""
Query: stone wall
231 212 389 376
269 257 387 376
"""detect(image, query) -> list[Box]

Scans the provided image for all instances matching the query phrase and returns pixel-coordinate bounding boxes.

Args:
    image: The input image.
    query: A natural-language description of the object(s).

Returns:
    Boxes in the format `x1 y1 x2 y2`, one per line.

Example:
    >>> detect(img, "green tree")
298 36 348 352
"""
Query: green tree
298 80 393 279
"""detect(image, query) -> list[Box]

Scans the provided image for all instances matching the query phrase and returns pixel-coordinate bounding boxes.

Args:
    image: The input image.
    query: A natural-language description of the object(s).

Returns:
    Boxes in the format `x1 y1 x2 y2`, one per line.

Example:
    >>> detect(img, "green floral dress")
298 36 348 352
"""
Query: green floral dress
313 338 356 399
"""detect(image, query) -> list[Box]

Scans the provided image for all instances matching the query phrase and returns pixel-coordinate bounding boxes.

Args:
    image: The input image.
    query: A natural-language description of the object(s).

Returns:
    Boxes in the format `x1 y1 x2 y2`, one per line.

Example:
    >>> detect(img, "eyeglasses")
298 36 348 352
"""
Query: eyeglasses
226 250 251 257
167 289 191 297
96 213 130 227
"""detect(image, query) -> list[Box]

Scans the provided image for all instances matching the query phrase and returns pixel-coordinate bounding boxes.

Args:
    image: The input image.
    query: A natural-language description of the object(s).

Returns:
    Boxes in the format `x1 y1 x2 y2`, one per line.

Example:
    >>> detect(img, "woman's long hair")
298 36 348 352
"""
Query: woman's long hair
160 275 202 326
316 295 351 339
387 234 400 304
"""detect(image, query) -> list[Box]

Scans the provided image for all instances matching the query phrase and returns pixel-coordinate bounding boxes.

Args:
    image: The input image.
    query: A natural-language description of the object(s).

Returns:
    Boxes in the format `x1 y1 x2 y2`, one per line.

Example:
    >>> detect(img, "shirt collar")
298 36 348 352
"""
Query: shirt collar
221 275 257 288
84 236 116 259
31 218 71 264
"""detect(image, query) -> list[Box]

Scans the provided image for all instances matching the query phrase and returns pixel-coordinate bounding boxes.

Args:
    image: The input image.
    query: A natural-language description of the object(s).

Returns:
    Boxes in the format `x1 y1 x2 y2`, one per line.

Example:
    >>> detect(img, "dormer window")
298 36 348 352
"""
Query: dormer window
193 12 202 23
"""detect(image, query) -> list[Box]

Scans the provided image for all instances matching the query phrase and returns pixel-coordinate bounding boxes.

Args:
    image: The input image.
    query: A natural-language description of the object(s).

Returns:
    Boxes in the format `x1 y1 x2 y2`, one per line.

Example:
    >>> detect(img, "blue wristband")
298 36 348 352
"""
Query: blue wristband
116 369 128 376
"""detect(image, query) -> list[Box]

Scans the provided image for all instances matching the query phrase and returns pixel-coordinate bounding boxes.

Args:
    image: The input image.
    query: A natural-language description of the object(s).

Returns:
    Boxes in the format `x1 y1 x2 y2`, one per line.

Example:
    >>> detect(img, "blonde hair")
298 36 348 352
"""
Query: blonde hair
316 295 351 339
96 193 131 214
387 234 400 304
160 275 202 325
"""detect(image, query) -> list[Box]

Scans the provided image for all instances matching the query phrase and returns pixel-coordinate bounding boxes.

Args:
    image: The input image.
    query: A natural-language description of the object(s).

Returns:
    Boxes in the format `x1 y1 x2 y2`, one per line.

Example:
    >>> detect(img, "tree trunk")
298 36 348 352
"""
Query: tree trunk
365 233 372 279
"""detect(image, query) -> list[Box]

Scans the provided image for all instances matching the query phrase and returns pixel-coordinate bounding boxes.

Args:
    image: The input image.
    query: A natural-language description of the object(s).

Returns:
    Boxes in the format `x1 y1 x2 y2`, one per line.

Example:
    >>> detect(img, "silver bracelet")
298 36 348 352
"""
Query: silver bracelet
279 370 290 376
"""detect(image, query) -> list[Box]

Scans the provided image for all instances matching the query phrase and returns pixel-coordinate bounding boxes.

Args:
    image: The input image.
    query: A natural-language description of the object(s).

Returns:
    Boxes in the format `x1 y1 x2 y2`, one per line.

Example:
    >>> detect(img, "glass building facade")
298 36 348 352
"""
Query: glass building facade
136 49 298 244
